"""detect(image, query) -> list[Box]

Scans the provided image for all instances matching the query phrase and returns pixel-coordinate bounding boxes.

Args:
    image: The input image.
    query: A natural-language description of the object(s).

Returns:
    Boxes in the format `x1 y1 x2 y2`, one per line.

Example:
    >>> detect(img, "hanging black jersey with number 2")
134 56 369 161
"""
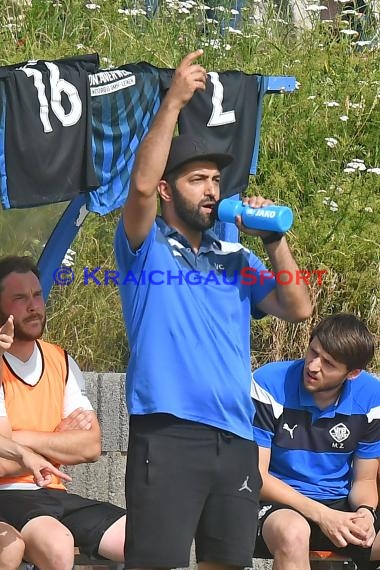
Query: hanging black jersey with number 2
160 69 259 199
0 54 99 208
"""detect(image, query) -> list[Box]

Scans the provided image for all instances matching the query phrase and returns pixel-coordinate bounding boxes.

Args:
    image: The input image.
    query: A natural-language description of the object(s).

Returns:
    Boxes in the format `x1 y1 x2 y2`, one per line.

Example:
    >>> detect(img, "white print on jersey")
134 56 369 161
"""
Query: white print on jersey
90 75 136 97
283 423 298 439
329 423 350 443
207 71 236 127
20 61 82 133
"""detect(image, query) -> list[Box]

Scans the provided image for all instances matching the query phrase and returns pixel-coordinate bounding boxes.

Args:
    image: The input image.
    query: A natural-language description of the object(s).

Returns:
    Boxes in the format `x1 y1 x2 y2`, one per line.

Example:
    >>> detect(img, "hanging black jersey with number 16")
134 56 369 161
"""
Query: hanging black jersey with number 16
0 54 99 208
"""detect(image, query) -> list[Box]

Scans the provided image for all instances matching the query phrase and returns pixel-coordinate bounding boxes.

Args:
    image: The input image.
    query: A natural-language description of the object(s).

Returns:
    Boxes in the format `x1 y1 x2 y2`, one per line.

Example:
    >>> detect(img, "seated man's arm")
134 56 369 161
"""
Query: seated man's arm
0 417 71 485
259 445 367 548
349 456 378 510
0 317 27 476
11 412 101 465
259 445 326 521
0 416 29 476
11 356 101 465
347 456 379 547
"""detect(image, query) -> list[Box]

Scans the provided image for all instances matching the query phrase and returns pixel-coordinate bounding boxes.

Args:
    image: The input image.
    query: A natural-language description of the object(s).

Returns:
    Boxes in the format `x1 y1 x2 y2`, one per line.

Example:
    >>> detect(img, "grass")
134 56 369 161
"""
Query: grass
0 0 379 372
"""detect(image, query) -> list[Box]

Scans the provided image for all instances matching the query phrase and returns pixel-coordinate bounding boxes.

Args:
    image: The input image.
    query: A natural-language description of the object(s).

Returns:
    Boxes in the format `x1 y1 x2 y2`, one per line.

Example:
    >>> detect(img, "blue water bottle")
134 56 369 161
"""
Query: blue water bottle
215 199 293 233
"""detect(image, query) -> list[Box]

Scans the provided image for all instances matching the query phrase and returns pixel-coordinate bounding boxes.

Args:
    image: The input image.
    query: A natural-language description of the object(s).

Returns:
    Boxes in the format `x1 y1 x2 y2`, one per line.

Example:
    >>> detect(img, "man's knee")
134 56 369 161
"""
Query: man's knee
0 523 25 570
32 545 74 570
22 516 75 570
25 539 74 570
262 510 311 555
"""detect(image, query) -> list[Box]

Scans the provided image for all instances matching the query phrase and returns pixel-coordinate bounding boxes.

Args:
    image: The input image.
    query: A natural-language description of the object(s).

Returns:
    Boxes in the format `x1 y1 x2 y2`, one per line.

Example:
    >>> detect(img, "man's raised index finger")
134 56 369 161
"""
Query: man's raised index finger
180 49 204 66
1 315 14 336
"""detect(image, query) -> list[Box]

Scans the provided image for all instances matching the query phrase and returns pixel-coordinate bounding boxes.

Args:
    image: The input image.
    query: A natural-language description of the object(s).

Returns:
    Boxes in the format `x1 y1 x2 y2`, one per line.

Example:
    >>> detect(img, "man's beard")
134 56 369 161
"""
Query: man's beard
0 310 46 342
171 184 216 231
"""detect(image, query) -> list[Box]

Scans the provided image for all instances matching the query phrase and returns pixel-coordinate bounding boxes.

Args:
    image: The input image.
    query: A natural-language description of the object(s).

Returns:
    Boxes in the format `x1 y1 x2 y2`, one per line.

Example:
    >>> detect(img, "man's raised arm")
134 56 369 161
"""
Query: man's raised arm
122 50 207 251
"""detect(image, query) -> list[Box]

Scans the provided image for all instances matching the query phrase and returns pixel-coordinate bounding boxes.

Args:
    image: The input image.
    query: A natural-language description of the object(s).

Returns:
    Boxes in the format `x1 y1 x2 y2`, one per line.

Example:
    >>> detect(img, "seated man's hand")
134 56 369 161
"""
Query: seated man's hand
351 508 377 547
18 444 72 487
0 315 14 357
318 507 368 548
55 408 93 432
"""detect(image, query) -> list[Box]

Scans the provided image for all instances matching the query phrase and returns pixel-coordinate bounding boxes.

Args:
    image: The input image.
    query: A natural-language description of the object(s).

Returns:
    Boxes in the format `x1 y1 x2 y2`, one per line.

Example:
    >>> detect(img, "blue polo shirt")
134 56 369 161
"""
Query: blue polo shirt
252 360 380 499
114 216 276 440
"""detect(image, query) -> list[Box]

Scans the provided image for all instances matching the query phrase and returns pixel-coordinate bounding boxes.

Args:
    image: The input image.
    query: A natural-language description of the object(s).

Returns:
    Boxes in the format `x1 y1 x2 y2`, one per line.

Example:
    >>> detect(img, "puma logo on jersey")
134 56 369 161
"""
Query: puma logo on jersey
283 423 298 439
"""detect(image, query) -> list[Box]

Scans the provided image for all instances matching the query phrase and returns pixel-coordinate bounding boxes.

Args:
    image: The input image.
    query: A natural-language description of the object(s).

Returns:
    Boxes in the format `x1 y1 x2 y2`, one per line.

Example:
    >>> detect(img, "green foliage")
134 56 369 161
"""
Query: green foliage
0 0 378 371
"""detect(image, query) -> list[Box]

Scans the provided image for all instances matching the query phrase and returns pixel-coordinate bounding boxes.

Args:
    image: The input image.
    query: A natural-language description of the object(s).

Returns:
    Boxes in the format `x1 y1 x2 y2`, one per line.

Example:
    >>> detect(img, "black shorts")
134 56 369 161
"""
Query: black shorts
125 414 262 569
256 498 380 568
0 488 125 557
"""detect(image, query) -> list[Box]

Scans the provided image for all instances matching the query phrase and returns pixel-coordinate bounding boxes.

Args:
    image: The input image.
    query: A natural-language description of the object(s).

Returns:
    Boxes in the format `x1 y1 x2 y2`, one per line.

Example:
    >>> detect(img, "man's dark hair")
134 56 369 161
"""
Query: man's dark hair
310 313 375 371
164 170 180 190
159 170 180 210
0 256 40 293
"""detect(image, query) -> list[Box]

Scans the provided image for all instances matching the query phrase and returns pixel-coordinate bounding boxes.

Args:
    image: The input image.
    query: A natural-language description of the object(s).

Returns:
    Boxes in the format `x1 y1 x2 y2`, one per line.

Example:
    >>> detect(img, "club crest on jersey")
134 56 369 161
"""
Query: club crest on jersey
329 422 350 448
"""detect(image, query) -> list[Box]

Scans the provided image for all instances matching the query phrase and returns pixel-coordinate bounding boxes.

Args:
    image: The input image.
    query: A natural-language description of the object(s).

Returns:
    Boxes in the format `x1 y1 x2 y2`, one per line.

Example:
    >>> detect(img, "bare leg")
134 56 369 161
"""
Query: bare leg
0 522 25 570
262 509 311 570
21 515 74 570
98 514 126 562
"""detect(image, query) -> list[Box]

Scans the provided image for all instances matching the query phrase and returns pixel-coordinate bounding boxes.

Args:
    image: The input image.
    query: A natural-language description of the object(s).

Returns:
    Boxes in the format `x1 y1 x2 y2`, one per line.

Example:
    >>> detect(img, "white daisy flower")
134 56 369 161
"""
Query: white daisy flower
325 137 339 148
343 167 356 173
306 4 327 10
340 29 359 35
345 161 366 171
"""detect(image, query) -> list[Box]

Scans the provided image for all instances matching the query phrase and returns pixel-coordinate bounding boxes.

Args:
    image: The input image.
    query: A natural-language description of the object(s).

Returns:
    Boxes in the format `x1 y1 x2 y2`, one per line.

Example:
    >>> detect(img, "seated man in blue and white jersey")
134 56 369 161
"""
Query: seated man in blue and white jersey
251 313 380 569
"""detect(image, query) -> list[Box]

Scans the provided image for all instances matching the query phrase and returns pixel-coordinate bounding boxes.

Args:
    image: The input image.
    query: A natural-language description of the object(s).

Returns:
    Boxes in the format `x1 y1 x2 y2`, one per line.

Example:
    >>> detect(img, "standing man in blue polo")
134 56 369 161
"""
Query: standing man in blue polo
114 50 312 570
252 313 380 569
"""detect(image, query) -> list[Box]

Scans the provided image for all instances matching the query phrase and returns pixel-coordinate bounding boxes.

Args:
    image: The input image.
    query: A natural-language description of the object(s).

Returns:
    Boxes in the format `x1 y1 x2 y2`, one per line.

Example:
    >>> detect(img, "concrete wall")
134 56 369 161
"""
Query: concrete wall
65 373 128 508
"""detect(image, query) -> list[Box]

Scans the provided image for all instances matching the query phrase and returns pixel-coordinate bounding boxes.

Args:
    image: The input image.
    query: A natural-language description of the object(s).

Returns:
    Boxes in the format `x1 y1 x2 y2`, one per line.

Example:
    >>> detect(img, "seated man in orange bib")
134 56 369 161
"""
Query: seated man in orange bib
0 255 126 570
0 310 72 570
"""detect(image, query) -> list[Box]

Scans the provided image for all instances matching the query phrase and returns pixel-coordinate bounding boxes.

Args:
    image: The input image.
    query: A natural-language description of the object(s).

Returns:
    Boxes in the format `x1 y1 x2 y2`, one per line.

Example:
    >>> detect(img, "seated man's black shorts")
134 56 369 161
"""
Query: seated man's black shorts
0 488 125 557
255 498 380 568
